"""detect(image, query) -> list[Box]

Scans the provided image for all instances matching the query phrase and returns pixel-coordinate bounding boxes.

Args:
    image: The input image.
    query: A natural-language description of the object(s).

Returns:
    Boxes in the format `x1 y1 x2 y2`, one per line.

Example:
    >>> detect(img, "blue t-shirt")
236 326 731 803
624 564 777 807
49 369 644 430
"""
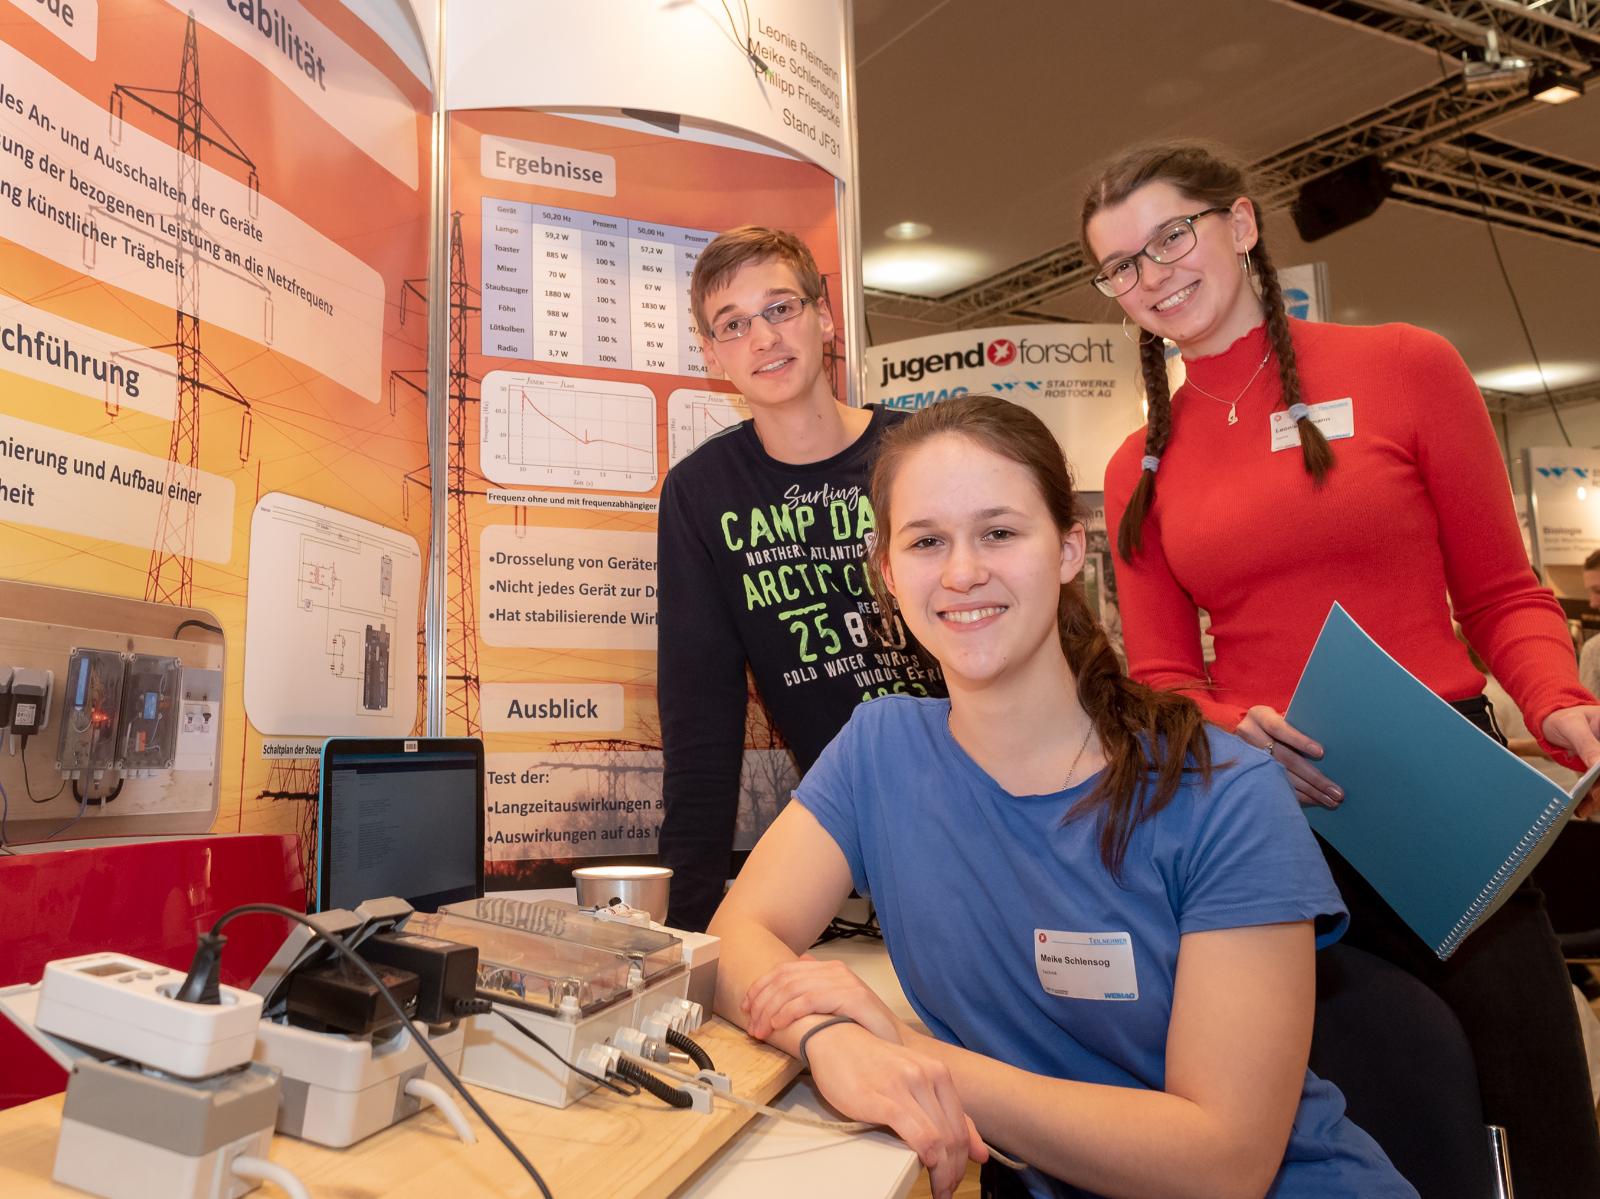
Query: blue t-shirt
797 696 1415 1199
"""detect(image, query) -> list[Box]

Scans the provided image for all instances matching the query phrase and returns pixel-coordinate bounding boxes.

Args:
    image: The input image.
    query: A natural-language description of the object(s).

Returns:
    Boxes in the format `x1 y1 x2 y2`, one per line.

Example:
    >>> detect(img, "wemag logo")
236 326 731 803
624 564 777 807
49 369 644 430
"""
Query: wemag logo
878 333 1115 387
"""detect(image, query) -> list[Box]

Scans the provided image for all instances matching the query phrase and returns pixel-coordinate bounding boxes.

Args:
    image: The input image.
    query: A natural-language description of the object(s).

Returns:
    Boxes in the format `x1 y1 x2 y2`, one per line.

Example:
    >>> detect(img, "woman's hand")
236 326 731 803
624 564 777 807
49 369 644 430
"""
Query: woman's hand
805 1021 987 1199
1541 706 1600 817
1235 706 1344 809
743 954 906 1044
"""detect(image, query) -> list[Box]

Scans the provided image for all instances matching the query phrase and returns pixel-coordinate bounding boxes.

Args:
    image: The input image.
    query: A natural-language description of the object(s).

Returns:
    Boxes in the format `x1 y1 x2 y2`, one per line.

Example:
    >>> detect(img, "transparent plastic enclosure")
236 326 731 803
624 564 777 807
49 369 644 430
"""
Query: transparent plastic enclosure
117 655 183 771
55 649 125 774
443 897 682 984
406 910 638 1018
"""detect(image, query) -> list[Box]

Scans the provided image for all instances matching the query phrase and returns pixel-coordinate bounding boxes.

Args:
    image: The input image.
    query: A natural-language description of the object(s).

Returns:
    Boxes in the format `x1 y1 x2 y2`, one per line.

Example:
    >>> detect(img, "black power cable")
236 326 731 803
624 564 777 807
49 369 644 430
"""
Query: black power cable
665 1027 714 1072
613 1057 695 1109
183 903 555 1199
20 737 67 804
173 619 224 638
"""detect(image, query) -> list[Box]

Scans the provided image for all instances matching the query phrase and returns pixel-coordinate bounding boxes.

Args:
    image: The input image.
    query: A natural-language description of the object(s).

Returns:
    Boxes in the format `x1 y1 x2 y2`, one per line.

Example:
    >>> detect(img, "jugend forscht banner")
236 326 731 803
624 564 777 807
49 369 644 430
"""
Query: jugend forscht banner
864 324 1143 490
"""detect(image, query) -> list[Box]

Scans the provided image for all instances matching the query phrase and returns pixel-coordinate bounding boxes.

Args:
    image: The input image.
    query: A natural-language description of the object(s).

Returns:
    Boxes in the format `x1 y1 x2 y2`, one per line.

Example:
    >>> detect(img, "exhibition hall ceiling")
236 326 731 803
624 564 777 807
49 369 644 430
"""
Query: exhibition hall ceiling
853 0 1600 404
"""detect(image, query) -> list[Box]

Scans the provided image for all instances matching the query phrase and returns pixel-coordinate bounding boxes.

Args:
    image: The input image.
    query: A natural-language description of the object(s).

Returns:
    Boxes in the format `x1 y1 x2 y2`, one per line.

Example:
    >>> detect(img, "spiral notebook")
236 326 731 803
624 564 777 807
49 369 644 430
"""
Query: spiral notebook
1287 604 1598 961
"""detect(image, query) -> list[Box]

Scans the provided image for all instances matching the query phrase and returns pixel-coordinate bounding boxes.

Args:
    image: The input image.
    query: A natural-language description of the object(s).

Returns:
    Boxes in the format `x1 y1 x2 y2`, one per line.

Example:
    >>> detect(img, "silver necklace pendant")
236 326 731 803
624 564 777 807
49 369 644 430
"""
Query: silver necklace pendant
1227 404 1238 426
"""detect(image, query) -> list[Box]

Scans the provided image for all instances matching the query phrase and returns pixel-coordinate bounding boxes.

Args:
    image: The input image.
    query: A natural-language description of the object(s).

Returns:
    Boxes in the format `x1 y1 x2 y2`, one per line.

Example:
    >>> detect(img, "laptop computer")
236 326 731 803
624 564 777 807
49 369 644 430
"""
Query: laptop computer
315 737 485 913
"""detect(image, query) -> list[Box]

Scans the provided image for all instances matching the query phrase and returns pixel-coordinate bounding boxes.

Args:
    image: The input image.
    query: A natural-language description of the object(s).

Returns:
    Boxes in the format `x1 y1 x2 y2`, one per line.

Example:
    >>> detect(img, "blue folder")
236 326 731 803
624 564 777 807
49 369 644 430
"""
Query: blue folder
1287 604 1597 960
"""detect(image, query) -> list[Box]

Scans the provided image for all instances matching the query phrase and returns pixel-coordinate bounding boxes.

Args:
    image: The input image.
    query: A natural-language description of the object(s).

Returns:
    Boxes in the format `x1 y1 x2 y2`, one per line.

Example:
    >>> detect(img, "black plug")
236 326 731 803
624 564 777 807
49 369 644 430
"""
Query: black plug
174 931 227 1004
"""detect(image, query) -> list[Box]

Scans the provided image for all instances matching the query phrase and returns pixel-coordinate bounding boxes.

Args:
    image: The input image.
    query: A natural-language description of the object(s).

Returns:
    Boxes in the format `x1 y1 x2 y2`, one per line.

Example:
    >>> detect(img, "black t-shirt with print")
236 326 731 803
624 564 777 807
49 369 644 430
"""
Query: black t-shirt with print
655 406 942 929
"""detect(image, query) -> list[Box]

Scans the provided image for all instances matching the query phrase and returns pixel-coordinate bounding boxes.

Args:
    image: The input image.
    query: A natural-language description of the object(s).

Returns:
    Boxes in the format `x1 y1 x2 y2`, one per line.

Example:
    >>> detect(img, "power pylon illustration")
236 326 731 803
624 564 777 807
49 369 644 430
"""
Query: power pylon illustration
549 737 663 804
398 216 486 735
105 13 261 607
391 276 430 732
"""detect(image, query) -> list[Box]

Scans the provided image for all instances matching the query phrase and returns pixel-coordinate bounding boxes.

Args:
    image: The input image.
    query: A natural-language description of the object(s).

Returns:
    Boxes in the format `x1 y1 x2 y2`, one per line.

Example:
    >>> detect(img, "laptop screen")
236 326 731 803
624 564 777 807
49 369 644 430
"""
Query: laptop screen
317 738 484 912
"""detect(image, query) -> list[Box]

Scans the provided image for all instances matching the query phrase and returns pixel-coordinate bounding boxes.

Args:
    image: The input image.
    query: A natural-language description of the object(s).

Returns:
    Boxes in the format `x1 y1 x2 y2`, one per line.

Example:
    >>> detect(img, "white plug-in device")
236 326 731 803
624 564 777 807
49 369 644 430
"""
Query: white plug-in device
54 1058 284 1199
35 952 263 1078
2 953 300 1199
253 1019 468 1148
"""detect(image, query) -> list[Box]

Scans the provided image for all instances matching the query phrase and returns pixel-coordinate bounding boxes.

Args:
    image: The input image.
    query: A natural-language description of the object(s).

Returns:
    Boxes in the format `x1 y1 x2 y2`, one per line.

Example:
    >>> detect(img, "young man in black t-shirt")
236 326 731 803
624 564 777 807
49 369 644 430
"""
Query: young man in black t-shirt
656 227 940 930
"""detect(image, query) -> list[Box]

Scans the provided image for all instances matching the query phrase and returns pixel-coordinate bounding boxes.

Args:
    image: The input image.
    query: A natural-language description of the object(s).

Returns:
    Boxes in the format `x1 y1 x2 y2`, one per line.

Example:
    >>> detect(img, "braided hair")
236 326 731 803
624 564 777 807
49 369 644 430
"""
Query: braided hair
1080 142 1335 560
865 396 1214 877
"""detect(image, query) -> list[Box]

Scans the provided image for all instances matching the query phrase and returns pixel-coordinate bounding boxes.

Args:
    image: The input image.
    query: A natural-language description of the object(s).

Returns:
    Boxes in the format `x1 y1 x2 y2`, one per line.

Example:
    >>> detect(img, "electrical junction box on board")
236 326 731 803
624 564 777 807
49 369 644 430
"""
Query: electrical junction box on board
55 648 126 776
118 654 183 772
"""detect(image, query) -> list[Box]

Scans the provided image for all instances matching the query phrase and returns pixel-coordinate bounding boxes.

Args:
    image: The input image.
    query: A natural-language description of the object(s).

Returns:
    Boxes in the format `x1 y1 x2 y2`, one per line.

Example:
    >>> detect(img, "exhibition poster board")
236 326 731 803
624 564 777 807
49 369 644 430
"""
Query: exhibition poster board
863 324 1143 491
445 108 845 886
0 0 433 842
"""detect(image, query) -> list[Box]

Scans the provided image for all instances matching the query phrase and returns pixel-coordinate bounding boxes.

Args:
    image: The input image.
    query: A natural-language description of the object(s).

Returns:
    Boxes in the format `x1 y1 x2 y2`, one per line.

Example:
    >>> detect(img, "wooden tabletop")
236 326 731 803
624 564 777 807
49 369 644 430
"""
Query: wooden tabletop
0 1018 801 1199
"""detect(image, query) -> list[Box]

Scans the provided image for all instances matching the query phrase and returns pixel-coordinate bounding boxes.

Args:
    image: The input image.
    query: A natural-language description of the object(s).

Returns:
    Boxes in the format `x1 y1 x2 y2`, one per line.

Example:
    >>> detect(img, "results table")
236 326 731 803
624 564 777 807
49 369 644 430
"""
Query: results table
482 199 715 376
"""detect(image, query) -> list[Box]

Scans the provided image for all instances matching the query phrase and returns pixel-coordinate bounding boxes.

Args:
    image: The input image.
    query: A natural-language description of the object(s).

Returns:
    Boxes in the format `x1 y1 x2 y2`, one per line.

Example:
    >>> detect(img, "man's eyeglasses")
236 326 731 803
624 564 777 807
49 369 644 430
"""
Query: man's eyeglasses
1091 207 1231 298
706 296 815 343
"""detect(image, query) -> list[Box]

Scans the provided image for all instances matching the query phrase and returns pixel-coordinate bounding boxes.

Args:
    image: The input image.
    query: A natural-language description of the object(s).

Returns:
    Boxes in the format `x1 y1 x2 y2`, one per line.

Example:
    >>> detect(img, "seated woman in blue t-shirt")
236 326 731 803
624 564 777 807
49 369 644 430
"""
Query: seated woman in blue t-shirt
706 395 1414 1199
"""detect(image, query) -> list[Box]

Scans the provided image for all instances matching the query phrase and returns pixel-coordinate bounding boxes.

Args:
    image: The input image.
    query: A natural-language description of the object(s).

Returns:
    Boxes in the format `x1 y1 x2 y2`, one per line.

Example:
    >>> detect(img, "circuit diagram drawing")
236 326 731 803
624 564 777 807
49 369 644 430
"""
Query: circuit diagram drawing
244 493 421 736
297 538 397 712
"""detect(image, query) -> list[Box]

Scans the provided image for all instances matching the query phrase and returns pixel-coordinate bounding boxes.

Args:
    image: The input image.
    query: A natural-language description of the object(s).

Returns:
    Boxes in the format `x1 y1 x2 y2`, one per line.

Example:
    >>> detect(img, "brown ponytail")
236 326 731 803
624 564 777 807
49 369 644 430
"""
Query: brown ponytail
866 396 1214 877
1081 141 1336 561
1253 236 1334 480
1116 331 1175 560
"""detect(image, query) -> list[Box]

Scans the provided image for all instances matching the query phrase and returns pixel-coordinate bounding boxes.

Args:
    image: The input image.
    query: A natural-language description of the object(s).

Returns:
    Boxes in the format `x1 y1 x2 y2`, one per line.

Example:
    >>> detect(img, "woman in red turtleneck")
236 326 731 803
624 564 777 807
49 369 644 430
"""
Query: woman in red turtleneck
1086 141 1600 1199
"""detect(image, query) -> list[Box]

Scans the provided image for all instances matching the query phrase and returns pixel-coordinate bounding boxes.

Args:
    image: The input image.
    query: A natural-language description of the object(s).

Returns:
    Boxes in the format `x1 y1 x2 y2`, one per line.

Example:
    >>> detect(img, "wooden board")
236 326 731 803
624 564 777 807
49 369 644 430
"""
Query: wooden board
0 1018 800 1199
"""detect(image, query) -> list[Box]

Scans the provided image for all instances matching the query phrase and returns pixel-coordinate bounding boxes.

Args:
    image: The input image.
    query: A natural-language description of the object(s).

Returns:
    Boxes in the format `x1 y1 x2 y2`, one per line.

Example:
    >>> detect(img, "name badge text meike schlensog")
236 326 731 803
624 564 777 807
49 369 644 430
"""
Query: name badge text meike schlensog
1033 929 1138 1001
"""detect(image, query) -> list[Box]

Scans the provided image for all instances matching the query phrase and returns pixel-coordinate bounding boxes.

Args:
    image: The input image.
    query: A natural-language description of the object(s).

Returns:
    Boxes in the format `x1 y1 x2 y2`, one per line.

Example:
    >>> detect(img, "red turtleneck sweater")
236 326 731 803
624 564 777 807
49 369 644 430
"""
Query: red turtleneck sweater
1104 319 1591 764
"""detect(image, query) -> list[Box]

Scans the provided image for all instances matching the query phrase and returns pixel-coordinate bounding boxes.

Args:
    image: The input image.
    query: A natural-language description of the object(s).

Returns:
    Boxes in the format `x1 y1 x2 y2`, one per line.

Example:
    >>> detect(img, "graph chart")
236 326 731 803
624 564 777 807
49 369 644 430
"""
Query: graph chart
481 370 659 492
666 389 750 469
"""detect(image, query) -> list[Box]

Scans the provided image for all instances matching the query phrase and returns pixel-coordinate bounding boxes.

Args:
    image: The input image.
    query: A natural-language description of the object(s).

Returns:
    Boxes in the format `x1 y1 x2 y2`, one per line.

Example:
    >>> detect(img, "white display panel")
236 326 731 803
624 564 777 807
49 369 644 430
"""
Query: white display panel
243 493 420 735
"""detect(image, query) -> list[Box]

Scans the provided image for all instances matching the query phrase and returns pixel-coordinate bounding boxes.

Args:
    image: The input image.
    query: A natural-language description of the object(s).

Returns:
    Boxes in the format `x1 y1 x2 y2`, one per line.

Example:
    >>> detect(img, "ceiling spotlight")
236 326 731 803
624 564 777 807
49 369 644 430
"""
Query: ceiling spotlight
1460 29 1531 93
884 221 932 241
1530 65 1585 104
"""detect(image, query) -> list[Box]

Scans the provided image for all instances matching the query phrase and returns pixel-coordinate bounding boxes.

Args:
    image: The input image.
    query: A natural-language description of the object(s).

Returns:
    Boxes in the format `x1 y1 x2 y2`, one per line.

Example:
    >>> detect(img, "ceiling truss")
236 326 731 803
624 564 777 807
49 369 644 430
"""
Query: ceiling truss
1484 377 1600 414
865 0 1600 338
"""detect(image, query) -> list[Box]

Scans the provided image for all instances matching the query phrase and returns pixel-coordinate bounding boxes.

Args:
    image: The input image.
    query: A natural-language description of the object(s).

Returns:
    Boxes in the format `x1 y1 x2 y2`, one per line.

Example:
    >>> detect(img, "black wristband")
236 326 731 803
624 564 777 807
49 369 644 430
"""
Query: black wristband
796 1014 857 1070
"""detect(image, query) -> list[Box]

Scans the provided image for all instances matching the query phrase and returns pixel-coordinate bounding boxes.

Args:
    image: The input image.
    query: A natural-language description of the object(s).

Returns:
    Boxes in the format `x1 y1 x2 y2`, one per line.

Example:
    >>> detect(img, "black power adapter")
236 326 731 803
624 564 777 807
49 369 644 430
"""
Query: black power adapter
285 958 420 1036
357 930 479 1027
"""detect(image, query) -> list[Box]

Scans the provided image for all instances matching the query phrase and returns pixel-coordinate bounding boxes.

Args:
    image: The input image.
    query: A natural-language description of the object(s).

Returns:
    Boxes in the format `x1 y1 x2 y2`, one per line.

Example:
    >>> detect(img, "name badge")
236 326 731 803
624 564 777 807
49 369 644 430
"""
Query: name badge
1033 929 1138 1001
1271 397 1354 452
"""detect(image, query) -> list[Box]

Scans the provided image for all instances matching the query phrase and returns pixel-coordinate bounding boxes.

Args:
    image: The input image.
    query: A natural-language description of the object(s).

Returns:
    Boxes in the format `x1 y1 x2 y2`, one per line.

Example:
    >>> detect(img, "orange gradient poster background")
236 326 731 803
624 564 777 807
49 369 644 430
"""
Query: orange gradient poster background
446 109 844 886
0 0 432 855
